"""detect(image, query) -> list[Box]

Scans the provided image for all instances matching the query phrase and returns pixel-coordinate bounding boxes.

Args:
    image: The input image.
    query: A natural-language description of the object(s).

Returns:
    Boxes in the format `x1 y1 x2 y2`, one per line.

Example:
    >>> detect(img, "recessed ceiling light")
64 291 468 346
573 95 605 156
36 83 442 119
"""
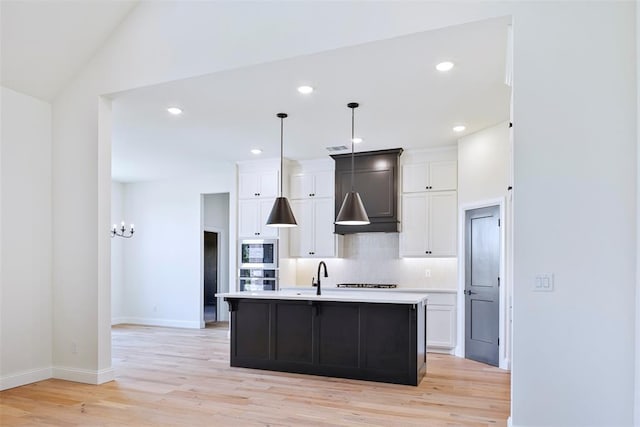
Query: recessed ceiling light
453 125 466 133
297 85 314 94
167 106 183 115
436 61 455 72
352 137 363 144
251 148 262 155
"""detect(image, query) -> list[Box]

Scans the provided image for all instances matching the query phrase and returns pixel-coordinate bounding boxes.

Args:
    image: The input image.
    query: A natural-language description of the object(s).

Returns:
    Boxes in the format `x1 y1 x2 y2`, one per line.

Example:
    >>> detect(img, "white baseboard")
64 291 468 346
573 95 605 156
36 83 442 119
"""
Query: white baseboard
111 317 127 325
114 317 201 329
52 366 115 385
427 347 455 355
500 357 511 371
0 367 52 391
507 416 512 427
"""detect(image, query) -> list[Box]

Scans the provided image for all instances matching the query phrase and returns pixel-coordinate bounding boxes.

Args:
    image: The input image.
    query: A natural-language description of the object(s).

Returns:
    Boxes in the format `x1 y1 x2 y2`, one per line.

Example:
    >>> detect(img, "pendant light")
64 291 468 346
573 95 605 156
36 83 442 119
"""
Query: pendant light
266 113 298 227
335 103 370 225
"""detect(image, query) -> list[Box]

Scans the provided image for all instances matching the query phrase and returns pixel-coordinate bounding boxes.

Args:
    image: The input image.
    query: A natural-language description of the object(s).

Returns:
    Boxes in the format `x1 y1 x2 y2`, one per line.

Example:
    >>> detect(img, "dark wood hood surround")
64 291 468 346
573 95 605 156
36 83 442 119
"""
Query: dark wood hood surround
331 148 403 234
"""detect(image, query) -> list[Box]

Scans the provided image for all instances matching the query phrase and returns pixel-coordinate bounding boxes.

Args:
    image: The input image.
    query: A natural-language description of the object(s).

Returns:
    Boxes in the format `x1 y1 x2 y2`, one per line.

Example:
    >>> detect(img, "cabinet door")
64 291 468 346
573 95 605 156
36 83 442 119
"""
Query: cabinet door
239 170 279 199
312 170 334 198
426 304 456 349
239 199 259 237
290 174 311 199
313 198 335 257
400 193 428 256
428 191 457 256
402 163 429 193
259 199 279 238
429 161 457 191
258 170 279 199
239 172 259 199
289 200 313 256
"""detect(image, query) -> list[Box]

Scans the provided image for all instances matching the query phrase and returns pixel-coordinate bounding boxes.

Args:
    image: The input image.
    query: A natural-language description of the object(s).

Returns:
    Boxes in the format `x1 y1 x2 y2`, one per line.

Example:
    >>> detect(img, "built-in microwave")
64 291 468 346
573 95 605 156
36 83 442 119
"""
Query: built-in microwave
239 239 278 269
239 268 278 291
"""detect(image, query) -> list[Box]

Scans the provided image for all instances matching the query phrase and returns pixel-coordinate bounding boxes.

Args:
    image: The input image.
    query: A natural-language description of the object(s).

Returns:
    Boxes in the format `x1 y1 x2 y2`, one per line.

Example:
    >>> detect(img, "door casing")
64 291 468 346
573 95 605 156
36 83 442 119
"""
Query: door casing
456 198 509 370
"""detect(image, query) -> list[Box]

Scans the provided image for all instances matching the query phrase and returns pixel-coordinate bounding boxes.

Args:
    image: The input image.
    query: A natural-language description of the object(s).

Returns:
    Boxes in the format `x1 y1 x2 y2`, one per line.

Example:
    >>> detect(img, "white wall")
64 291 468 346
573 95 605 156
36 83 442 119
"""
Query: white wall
633 0 640 426
41 2 636 426
457 121 511 368
511 3 635 426
458 121 510 206
203 192 230 322
110 181 124 324
118 170 235 328
0 86 52 390
636 2 640 423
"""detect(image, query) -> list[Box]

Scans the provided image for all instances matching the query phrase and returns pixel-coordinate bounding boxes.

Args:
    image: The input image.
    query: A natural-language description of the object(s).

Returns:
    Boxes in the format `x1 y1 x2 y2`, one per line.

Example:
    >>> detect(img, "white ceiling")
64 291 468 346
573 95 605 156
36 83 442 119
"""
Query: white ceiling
109 16 510 183
1 0 137 101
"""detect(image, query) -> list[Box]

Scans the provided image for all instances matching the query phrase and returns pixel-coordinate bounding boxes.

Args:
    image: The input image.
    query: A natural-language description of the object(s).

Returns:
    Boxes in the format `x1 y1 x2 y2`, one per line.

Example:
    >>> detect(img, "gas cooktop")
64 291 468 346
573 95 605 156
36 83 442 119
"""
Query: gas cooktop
336 283 398 289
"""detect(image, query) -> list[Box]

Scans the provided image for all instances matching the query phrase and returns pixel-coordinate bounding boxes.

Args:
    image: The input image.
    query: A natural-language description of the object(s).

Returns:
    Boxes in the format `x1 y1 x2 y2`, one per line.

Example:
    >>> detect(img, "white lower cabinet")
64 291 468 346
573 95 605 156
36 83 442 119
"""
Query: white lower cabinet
289 198 337 257
238 199 278 238
426 292 456 353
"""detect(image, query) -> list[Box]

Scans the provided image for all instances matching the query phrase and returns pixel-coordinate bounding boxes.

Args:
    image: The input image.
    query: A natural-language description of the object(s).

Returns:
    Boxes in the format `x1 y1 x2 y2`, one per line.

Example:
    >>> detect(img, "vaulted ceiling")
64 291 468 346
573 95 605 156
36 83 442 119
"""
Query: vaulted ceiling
1 0 137 101
0 2 510 184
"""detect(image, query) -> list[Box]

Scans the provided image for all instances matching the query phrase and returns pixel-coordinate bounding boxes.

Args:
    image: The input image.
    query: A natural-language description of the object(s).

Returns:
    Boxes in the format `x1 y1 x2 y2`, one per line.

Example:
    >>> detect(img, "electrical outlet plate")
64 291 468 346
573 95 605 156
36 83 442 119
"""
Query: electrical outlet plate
533 273 554 292
424 269 431 278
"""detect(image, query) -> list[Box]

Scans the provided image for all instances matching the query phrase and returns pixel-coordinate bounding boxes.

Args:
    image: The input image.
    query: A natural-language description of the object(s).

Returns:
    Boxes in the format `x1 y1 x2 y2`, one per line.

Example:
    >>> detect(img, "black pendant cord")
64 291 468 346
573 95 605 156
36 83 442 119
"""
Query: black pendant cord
351 106 355 192
348 102 358 192
276 113 287 197
280 115 284 197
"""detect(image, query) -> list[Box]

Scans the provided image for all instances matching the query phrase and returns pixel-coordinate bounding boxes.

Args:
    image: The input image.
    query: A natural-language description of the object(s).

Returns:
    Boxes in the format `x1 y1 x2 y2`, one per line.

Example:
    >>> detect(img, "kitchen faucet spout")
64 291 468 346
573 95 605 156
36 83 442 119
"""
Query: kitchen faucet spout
314 261 328 296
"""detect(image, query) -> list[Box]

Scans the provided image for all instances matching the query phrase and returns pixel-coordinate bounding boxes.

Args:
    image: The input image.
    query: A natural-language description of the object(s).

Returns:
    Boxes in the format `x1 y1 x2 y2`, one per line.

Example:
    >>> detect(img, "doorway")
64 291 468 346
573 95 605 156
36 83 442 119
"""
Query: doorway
204 231 219 323
464 205 500 367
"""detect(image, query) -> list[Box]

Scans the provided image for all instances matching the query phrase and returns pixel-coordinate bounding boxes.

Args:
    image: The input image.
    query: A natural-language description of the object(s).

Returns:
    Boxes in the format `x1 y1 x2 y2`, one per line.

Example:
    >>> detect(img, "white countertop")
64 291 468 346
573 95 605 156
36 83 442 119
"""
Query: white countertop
279 286 456 294
216 289 428 305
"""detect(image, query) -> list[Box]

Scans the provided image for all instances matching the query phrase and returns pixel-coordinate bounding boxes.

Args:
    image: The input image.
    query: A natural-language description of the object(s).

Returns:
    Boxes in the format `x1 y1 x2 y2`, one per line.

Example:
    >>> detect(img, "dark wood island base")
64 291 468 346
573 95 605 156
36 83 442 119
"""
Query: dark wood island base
224 297 427 386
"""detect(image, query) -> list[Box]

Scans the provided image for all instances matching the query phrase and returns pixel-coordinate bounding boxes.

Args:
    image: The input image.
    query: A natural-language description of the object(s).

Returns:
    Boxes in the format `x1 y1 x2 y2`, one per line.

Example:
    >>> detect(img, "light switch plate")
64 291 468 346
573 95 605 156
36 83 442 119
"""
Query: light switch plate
534 273 554 292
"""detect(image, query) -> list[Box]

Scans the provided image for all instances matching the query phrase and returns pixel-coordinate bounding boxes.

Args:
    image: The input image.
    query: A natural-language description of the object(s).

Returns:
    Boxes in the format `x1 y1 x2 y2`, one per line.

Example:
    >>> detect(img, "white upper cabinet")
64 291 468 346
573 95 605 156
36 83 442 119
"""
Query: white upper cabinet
289 196 338 258
290 170 334 199
399 193 429 255
238 199 278 238
288 165 339 258
239 170 279 199
400 191 457 257
403 160 457 192
427 191 457 256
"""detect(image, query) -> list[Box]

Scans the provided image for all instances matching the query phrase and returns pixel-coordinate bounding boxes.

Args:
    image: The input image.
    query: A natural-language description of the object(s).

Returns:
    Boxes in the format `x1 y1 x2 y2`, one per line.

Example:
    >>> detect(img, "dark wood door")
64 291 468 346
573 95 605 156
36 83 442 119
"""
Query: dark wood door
204 231 218 322
465 205 500 367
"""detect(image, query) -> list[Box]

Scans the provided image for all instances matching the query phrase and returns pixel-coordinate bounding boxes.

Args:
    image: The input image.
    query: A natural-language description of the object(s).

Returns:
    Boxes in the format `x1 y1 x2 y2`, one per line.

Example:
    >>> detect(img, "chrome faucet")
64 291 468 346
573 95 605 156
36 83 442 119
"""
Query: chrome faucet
312 261 328 296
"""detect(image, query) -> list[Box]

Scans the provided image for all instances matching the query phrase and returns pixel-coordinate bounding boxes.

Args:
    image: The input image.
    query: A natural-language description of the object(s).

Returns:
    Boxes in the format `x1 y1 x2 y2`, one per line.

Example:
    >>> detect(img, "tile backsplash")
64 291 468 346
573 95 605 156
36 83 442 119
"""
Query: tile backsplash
291 233 457 289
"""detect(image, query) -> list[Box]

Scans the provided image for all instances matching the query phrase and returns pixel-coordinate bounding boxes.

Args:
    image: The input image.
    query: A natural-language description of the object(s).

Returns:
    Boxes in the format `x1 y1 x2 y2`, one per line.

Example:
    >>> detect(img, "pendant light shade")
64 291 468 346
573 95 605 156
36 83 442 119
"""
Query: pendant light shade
266 197 297 227
335 103 370 226
336 191 369 225
266 113 297 228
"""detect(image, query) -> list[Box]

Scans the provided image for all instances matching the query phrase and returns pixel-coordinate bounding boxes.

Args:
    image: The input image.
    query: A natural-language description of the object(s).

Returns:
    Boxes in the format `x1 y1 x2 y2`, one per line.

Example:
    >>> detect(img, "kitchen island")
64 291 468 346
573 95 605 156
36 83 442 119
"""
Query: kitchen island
217 289 427 386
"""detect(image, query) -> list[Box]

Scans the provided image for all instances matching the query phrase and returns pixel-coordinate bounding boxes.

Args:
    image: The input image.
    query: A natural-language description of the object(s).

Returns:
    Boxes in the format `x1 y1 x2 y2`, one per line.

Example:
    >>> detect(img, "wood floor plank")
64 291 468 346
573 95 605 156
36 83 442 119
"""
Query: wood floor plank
0 324 510 426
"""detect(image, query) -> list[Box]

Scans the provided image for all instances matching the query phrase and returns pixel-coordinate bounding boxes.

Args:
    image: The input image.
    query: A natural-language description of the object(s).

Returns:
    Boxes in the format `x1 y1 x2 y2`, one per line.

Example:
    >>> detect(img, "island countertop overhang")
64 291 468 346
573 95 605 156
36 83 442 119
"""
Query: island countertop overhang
216 289 428 305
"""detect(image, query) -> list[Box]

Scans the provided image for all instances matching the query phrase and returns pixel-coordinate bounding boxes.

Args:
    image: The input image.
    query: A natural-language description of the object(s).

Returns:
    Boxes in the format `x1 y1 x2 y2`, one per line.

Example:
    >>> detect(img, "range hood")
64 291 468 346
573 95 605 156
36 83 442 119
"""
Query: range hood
331 148 403 234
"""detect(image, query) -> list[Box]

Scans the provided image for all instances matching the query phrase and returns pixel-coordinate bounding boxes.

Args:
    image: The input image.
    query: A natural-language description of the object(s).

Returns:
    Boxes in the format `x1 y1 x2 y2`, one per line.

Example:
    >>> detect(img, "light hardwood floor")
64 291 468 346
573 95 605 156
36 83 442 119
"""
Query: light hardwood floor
1 324 510 426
